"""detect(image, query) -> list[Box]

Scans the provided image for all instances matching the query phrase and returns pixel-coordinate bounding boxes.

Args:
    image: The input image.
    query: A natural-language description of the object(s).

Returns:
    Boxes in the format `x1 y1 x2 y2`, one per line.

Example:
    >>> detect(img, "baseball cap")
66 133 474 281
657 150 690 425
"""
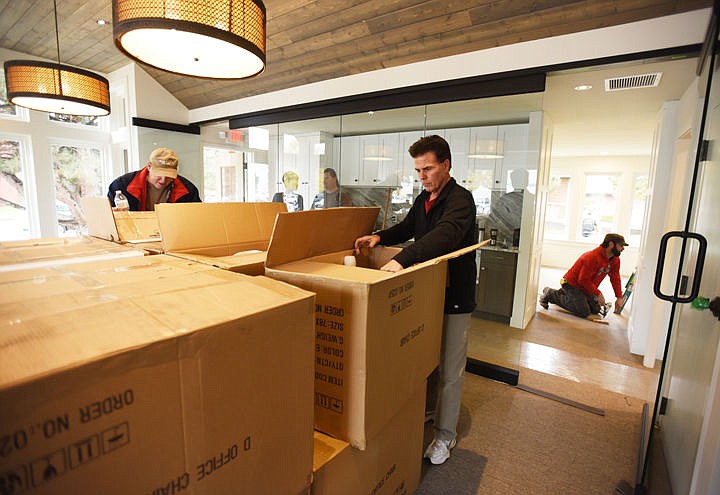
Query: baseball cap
603 233 629 246
148 148 178 178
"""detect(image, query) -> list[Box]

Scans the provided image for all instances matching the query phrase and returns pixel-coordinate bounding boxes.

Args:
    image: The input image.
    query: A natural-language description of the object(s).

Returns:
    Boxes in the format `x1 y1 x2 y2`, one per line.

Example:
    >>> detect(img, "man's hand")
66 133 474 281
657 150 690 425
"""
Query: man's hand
614 298 623 314
596 292 606 306
354 234 380 255
380 259 403 272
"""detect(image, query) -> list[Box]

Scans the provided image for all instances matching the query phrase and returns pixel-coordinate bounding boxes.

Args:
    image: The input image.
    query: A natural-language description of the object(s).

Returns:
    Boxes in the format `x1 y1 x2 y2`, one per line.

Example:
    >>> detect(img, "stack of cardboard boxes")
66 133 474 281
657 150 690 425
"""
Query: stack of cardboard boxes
1 205 477 494
0 255 316 494
264 208 479 495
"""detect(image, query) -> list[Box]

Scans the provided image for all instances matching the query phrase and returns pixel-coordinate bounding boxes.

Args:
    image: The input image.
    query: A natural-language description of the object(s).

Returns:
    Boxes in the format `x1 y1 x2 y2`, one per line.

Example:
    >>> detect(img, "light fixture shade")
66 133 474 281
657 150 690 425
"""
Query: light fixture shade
364 144 393 161
4 60 111 116
113 0 266 79
468 139 504 159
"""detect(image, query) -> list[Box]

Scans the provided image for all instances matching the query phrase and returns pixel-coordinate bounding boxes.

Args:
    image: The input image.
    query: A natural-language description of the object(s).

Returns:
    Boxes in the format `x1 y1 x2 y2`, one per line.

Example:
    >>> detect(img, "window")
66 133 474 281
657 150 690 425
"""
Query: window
0 71 27 121
50 143 105 236
0 136 34 240
582 173 619 243
203 147 244 202
544 175 571 240
48 113 101 127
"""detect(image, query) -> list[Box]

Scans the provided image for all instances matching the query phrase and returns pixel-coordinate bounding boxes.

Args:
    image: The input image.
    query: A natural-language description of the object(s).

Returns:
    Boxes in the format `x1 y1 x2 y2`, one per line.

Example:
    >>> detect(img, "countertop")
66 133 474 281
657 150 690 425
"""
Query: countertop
479 245 519 254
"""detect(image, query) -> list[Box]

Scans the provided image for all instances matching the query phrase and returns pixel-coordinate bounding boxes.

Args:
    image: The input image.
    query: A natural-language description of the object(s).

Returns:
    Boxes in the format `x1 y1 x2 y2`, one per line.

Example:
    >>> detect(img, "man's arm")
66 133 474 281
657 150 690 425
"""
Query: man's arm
392 191 475 268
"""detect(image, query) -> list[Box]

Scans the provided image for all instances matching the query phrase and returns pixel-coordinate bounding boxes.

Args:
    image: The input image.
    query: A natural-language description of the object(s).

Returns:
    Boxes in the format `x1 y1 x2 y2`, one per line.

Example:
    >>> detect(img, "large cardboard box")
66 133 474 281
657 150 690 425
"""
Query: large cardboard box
156 202 286 275
312 385 425 495
0 255 230 321
81 196 164 253
0 236 145 272
265 207 479 449
0 258 316 495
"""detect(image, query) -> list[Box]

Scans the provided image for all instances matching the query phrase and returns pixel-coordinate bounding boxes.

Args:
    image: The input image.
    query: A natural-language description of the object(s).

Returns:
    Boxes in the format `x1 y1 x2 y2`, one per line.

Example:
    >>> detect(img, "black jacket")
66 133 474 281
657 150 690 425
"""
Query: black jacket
379 178 478 313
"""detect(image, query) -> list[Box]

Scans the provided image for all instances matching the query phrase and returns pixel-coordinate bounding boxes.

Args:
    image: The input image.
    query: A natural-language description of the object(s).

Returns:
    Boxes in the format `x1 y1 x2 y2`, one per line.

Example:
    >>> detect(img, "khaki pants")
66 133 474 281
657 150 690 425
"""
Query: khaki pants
426 313 470 442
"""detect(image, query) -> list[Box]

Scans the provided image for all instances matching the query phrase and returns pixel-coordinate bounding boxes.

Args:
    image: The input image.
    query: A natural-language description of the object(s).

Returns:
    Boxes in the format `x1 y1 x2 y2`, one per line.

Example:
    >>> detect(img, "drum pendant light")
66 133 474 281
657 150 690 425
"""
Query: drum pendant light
113 0 266 79
3 0 111 116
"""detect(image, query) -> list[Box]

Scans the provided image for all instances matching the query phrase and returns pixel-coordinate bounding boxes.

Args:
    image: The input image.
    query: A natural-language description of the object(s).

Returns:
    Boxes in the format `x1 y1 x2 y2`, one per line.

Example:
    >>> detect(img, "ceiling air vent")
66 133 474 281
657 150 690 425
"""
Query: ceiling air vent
604 72 662 91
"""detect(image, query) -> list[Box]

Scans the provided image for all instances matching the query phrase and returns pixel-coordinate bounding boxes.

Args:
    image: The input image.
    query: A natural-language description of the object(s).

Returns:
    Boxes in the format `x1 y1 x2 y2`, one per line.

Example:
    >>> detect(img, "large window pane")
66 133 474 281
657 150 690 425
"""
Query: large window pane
582 173 619 243
544 175 571 240
0 137 32 240
203 147 244 202
51 143 105 236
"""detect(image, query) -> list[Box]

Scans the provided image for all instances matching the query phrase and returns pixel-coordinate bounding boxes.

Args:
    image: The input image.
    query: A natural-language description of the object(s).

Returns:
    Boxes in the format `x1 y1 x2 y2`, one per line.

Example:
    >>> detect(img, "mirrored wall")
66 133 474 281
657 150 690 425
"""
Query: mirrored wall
199 92 544 373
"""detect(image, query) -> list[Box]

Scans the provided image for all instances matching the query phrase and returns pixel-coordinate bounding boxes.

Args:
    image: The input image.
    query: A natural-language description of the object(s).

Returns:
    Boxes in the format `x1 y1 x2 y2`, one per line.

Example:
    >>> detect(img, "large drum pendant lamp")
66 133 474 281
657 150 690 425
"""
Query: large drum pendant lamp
3 0 111 116
113 0 267 79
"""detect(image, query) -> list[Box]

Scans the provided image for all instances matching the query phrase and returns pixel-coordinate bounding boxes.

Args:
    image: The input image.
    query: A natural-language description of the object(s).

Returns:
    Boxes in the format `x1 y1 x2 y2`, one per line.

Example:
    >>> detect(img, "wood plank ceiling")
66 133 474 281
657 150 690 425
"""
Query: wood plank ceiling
0 0 712 110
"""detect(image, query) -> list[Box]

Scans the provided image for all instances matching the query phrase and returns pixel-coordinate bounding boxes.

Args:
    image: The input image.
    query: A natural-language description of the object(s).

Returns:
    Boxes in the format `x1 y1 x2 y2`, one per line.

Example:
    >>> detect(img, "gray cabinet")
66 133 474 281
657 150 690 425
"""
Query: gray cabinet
475 249 517 319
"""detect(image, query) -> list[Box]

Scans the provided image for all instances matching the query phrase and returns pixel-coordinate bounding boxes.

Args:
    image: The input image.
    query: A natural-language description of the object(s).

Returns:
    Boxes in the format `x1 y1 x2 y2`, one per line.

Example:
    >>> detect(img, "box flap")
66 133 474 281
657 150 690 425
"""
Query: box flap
265 207 380 268
81 196 120 242
403 239 488 273
156 202 286 254
114 211 161 242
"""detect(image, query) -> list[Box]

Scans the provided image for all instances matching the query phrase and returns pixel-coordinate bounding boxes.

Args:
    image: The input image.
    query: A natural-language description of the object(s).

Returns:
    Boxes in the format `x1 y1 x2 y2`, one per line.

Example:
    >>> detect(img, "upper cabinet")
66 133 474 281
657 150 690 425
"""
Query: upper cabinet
336 133 401 186
332 123 530 191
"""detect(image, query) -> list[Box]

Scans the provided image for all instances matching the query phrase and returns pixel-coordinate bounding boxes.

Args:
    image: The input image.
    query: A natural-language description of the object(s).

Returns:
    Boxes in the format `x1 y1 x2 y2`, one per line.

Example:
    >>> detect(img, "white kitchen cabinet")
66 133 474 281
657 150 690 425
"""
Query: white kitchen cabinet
360 133 399 186
336 135 361 185
498 124 530 182
397 130 424 188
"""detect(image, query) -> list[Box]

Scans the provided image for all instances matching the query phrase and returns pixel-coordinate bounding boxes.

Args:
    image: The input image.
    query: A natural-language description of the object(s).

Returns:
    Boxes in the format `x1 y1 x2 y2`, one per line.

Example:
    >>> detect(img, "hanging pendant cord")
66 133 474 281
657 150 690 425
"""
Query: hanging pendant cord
53 0 61 64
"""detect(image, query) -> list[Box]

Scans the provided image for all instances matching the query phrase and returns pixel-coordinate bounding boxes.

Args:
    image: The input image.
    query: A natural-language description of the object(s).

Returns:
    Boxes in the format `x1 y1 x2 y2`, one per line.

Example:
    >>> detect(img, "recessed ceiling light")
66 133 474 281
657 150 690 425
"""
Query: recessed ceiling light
97 19 108 25
574 84 592 91
368 111 374 115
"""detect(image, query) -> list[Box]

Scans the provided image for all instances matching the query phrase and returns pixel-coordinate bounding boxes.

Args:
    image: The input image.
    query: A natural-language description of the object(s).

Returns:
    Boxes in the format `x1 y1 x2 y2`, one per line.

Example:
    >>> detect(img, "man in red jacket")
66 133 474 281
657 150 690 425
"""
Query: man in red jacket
539 233 628 317
107 147 201 211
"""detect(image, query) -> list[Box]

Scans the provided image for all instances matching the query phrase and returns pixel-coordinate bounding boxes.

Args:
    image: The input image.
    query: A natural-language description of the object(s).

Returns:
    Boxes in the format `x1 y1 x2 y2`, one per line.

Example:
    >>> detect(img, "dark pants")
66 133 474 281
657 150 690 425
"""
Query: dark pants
546 283 600 318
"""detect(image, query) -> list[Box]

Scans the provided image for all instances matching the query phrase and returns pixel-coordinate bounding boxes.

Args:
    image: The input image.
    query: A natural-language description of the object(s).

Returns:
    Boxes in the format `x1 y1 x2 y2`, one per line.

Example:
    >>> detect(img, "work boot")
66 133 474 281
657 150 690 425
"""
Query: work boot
539 287 551 309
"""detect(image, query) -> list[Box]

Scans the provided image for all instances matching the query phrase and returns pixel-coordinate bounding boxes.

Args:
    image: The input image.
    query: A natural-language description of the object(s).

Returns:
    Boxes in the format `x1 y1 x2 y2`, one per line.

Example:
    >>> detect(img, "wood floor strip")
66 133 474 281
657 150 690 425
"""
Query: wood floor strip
516 384 606 416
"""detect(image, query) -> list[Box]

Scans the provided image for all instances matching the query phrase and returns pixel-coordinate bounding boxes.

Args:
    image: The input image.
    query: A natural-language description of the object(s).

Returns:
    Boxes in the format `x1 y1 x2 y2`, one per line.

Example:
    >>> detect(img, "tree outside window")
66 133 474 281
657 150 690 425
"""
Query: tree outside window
544 175 571 240
0 138 32 240
1 72 19 118
50 143 104 236
582 174 619 243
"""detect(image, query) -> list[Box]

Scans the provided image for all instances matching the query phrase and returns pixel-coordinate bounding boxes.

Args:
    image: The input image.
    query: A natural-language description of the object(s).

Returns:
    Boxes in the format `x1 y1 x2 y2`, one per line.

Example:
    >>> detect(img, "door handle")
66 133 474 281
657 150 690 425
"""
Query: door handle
654 231 707 303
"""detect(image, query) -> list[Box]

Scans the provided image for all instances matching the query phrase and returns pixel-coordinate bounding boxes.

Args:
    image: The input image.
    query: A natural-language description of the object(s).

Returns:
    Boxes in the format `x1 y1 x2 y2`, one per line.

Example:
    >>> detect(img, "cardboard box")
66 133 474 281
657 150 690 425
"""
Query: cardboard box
312 385 425 495
265 207 479 449
0 236 145 272
81 196 164 253
0 258 316 495
156 202 287 275
0 255 232 321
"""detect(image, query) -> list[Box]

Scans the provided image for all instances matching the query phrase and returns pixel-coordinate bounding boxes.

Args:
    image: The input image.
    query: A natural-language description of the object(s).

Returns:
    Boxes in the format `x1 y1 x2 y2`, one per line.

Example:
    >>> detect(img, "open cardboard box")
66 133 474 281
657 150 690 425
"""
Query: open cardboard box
156 202 287 275
312 385 425 495
0 235 145 272
264 207 481 449
80 196 163 253
0 256 316 495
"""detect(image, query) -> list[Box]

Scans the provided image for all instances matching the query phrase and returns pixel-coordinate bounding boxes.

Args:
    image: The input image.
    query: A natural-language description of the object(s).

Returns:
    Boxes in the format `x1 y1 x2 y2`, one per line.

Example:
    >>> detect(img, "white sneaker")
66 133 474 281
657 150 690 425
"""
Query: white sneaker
423 437 456 465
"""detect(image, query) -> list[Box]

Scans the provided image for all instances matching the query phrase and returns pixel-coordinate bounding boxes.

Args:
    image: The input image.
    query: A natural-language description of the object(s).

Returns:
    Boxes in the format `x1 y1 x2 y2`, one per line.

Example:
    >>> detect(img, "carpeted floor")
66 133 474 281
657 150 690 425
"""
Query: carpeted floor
415 286 656 494
416 371 643 494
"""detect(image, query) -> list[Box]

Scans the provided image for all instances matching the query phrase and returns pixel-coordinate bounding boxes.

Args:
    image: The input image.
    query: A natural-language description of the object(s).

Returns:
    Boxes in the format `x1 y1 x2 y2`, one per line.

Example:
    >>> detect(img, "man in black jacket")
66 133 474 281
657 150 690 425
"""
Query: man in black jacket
354 135 477 465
